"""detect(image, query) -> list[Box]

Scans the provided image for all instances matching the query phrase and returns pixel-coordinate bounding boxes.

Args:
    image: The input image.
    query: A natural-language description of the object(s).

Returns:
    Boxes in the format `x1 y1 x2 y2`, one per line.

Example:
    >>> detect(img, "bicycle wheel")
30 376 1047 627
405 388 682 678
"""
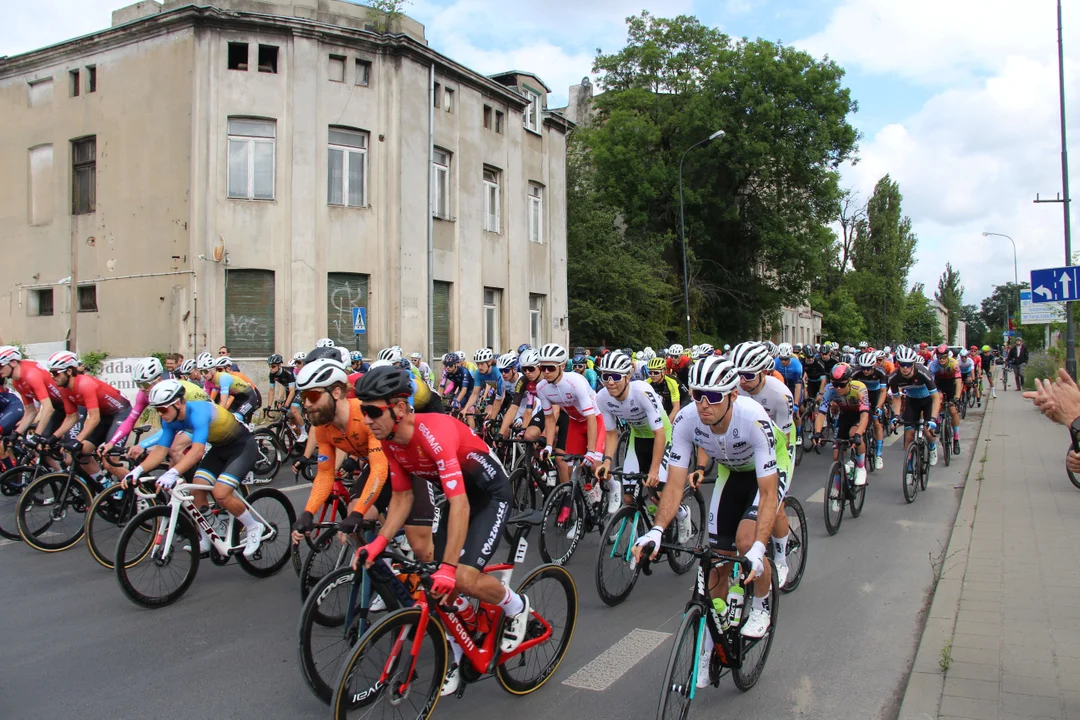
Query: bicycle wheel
801 417 814 451
656 603 704 720
233 487 296 578
115 505 200 608
0 465 36 540
17 472 92 552
275 423 296 460
496 563 578 694
331 606 446 720
1068 448 1080 490
902 443 919 503
539 482 584 565
942 417 952 468
779 497 807 593
252 429 282 479
960 393 968 419
595 506 645 607
85 483 157 569
298 566 397 704
300 526 356 601
732 558 779 690
794 440 803 467
920 442 931 491
504 467 539 543
667 486 706 575
849 466 867 518
823 462 844 536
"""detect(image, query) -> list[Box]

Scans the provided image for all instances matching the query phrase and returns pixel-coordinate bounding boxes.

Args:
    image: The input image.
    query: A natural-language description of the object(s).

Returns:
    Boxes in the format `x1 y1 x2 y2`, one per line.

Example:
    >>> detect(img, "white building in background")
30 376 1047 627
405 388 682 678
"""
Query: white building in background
0 0 571 367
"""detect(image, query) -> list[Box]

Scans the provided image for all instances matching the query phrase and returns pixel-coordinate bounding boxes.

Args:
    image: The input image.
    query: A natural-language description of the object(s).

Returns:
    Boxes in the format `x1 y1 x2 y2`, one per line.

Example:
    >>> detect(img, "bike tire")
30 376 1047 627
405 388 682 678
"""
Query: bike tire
1069 447 1080 490
0 465 36 540
732 558 779 691
300 526 355 601
823 462 844 536
252 429 283 479
801 417 814 451
779 497 808 593
114 505 200 608
595 506 645 607
275 422 296 460
496 563 579 695
849 469 867 518
667 486 707 575
655 603 704 720
960 394 968 420
85 483 158 569
233 487 296 578
504 467 539 544
539 482 584 566
330 606 446 720
17 472 92 552
903 443 919 503
942 416 952 468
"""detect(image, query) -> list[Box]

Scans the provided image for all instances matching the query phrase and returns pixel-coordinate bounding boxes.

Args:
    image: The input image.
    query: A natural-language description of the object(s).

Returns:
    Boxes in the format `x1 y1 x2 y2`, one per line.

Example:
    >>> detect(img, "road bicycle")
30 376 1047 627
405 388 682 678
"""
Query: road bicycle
330 511 577 718
113 479 295 607
538 453 614 566
901 418 933 504
492 436 556 539
594 472 706 606
0 434 60 541
251 426 283 480
939 400 957 468
295 470 361 600
262 405 309 461
822 437 868 536
646 542 779 719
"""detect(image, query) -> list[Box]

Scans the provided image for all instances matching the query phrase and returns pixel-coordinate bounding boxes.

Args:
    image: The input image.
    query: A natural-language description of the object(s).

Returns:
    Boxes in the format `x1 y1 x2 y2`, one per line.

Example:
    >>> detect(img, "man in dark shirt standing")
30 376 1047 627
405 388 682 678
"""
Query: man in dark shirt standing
1006 338 1029 391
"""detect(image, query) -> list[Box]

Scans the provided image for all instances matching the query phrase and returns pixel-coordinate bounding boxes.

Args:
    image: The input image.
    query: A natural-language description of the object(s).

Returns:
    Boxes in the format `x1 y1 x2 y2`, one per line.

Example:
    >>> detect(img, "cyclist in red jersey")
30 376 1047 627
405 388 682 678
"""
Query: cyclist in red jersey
351 366 530 697
0 347 80 446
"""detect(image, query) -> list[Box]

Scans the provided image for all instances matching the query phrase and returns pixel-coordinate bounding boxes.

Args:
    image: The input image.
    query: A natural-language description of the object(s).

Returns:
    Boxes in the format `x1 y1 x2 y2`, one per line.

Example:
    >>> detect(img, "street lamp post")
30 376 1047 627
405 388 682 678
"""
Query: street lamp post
678 129 725 347
982 231 1018 343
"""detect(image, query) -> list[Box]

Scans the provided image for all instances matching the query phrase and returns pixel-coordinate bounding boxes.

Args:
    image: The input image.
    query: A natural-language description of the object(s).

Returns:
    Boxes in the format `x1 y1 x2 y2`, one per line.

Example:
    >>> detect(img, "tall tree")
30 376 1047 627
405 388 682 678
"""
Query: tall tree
960 304 988 348
902 283 943 345
979 281 1029 331
935 263 964 342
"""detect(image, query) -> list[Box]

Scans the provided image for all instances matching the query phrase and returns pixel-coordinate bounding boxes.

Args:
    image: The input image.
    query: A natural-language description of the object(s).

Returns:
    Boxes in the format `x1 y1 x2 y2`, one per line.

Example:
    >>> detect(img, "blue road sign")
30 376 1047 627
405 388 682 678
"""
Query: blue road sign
1030 266 1080 303
352 307 367 335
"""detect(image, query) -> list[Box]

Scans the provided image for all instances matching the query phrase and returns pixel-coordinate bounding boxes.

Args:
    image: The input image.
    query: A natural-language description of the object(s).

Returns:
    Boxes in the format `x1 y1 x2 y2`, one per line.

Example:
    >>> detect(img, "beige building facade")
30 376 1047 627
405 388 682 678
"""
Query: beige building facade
0 0 571 364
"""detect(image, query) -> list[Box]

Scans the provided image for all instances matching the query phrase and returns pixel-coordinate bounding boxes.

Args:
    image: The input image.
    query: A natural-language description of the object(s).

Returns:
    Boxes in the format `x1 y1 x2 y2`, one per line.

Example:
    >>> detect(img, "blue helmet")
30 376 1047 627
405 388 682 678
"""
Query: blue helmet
573 354 587 366
350 351 363 362
517 343 531 355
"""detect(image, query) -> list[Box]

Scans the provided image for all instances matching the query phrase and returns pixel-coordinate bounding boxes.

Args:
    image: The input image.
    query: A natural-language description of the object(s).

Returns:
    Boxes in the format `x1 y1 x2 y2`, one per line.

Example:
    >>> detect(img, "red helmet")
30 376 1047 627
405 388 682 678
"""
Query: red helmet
919 342 928 349
969 345 978 352
935 343 949 356
830 363 852 383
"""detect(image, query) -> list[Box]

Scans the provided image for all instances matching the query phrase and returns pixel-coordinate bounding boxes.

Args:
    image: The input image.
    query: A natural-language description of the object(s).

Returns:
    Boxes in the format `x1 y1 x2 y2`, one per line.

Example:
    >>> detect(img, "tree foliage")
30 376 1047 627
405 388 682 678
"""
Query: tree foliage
979 281 1028 330
935 263 964 342
366 0 410 33
901 283 943 346
960 304 988 348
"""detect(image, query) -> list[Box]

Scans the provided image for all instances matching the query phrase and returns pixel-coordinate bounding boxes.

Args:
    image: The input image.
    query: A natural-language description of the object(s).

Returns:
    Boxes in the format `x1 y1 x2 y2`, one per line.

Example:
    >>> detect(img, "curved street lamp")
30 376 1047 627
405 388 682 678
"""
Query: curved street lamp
678 129 725 346
982 231 1019 339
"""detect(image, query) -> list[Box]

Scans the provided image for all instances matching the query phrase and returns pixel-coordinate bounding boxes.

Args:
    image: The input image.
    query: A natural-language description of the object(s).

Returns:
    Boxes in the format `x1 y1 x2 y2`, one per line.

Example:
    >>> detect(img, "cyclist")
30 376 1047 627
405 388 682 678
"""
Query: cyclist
0 377 25 473
646 356 682 423
959 349 977 408
203 355 262 423
292 350 307 370
573 354 600 392
498 349 544 440
928 344 962 456
802 347 827 402
0 346 80 448
123 380 265 557
267 353 307 443
814 363 870 487
351 365 529 696
666 344 692 388
978 345 996 399
634 356 784 669
175 358 197 380
445 353 476 413
461 349 505 428
854 352 889 469
887 346 942 477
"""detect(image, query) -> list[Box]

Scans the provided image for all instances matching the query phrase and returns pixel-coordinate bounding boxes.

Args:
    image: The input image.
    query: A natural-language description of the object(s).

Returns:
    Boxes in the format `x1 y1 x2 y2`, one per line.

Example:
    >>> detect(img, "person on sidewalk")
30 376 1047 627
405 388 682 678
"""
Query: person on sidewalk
1024 368 1080 473
1006 338 1029 390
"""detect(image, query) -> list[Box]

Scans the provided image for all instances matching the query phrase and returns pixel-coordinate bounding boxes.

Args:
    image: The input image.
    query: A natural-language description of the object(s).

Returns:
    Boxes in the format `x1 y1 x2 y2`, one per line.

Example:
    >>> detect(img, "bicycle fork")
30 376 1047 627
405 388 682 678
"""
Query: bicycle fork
378 604 432 698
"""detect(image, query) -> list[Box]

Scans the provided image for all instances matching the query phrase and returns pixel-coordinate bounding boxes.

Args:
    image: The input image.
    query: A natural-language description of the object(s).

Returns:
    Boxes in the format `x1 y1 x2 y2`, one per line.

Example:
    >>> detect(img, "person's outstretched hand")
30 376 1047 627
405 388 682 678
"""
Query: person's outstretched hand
1024 369 1080 426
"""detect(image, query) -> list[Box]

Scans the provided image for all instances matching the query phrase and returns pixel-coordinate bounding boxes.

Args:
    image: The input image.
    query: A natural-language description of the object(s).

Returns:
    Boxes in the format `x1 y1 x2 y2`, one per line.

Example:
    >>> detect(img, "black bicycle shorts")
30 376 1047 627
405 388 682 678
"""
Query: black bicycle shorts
902 396 935 428
231 389 262 424
836 413 867 441
708 469 760 552
85 406 132 447
936 378 957 401
43 404 82 442
371 472 436 527
431 456 513 569
196 434 259 490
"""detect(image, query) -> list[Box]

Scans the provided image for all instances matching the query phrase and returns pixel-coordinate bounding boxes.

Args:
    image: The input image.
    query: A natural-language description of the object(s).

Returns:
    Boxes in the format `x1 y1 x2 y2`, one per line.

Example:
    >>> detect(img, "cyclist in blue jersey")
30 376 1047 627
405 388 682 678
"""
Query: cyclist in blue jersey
445 354 475 409
573 354 601 391
854 352 889 469
774 343 804 407
462 349 504 427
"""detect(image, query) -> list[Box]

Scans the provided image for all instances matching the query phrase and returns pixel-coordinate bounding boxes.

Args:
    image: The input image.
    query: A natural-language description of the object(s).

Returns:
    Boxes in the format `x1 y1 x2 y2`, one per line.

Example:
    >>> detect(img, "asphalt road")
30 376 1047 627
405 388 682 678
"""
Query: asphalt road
0 403 985 720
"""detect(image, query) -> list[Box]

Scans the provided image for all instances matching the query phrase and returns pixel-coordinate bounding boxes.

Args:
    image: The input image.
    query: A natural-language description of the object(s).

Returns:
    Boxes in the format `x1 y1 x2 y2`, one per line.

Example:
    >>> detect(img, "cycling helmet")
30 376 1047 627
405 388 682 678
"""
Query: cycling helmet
830 363 853 383
764 341 779 358
916 355 926 365
292 351 307 365
723 344 731 352
793 343 803 353
597 350 633 375
643 346 656 360
857 352 876 369
688 357 740 394
537 343 569 364
572 354 587 367
647 357 666 372
351 351 364 362
730 342 773 375
698 343 715 358
919 342 929 349
132 357 164 384
518 348 541 367
395 357 412 370
410 352 421 360
316 338 335 348
982 345 991 352
935 343 949 356
354 366 413 401
296 358 349 391
496 353 517 371
177 359 196 377
0 346 21 366
690 344 701 358
267 354 284 366
473 348 494 363
517 343 531 355
46 350 80 372
883 346 892 354
858 341 868 349
442 352 458 364
196 352 215 370
148 379 185 408
377 347 402 363
367 359 392 369
667 344 684 357
959 348 969 357
213 355 233 369
777 342 792 359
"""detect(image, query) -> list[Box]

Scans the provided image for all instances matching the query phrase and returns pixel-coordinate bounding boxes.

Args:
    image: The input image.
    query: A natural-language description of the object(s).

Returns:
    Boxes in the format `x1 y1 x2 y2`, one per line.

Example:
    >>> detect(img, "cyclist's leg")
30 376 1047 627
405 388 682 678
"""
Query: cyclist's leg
402 474 435 563
208 438 258 521
552 411 572 484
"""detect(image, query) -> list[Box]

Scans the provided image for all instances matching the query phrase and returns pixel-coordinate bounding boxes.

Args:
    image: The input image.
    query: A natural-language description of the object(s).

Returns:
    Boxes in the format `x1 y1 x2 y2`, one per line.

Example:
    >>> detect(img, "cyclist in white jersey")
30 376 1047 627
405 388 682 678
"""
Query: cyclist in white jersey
634 357 785 685
535 344 606 494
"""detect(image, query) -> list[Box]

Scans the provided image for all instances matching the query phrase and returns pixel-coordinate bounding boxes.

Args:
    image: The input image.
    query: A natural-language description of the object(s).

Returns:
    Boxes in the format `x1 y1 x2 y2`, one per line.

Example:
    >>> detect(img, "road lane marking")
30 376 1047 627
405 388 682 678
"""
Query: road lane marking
805 488 825 503
562 628 671 691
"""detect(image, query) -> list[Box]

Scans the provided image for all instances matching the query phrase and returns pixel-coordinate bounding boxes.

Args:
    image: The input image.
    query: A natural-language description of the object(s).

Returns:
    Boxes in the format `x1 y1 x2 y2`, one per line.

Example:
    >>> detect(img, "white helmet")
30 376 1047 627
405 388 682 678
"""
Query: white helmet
0 346 21 366
777 342 792 359
196 352 215 370
597 350 634 375
132 357 164 384
537 343 568 364
643 346 656 360
688 357 740 394
496 352 517 371
177 359 196 377
292 351 307 365
296 358 349 391
730 342 773 375
518 348 541 367
858 341 868 349
690 344 702 357
377 347 402 363
367 359 393 369
410 352 422 360
46 350 80 372
698 343 715 358
959 348 969 357
763 341 779 358
316 338 335 348
857 352 876 368
668 344 684 357
895 346 918 364
883 346 892 354
474 348 495 363
148 379 186 407
214 355 234 369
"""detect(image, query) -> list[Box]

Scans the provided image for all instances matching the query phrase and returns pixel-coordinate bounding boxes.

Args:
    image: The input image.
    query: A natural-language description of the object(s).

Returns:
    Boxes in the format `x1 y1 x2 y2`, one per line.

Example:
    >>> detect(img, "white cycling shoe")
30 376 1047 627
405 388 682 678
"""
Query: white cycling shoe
243 522 264 558
775 563 790 589
929 448 939 466
853 466 867 487
696 646 712 689
874 455 883 470
740 607 771 638
500 595 531 654
441 663 461 696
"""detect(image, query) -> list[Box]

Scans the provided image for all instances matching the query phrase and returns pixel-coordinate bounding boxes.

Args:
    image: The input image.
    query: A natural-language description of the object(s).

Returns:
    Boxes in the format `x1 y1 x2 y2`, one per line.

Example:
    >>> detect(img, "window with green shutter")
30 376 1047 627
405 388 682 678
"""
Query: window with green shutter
225 269 275 357
327 272 369 353
433 281 451 356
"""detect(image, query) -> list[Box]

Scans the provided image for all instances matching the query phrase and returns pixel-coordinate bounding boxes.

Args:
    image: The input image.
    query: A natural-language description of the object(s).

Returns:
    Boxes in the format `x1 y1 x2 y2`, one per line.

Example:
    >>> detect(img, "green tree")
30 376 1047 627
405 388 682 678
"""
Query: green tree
960 304 988 348
979 281 1028 330
811 287 866 344
935 263 964 342
366 0 410 33
902 283 943 345
583 12 859 341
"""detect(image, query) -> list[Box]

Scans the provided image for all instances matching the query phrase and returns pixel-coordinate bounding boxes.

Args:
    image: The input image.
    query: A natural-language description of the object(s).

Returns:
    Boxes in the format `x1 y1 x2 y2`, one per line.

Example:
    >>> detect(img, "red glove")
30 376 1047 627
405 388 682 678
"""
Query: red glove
429 563 458 597
352 534 388 570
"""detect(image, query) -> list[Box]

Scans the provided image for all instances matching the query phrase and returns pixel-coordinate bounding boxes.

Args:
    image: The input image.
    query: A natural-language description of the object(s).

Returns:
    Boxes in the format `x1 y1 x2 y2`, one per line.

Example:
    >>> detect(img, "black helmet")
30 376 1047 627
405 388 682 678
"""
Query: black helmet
305 346 341 363
354 366 413 401
267 353 284 365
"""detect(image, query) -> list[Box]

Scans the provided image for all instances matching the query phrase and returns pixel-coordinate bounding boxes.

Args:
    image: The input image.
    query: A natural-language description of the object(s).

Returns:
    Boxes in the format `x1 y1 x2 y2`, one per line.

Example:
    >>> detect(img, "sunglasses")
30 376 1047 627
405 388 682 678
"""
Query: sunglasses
573 364 585 370
833 381 849 389
522 366 538 373
360 403 390 419
218 351 228 355
153 403 178 414
300 389 328 405
600 372 625 383
648 371 663 377
500 368 515 375
737 371 758 381
691 388 728 406
136 380 157 390
898 362 914 369
539 365 559 373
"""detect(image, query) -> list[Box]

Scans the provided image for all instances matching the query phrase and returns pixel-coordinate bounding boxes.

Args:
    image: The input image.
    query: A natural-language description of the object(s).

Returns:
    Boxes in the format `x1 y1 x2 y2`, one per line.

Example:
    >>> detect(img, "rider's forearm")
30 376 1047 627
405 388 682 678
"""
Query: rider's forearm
654 468 688 530
77 408 101 442
754 477 778 548
378 489 413 542
650 431 666 474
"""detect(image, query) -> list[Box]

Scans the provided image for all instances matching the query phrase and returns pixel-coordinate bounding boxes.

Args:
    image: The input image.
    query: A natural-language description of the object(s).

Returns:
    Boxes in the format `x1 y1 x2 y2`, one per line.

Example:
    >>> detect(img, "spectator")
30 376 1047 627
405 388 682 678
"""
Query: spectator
218 346 241 372
1024 369 1080 472
1006 338 1029 390
164 353 183 379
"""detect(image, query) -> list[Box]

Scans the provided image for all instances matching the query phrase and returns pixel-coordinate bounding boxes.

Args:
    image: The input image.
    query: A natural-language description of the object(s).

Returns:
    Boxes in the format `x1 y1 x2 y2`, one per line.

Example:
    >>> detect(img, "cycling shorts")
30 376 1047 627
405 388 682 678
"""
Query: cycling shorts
0 395 24 435
621 433 668 483
902 396 935 429
230 389 262 424
837 413 867 442
85 406 133 447
195 434 259 490
371 472 436 527
553 412 606 456
866 388 883 414
707 469 760 552
431 452 512 569
43 405 82 443
936 378 957 399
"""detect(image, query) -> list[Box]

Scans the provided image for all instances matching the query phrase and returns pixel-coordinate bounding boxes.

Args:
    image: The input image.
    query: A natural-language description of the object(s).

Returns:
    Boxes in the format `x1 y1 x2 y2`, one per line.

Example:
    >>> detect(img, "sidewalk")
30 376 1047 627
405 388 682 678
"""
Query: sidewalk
898 387 1080 720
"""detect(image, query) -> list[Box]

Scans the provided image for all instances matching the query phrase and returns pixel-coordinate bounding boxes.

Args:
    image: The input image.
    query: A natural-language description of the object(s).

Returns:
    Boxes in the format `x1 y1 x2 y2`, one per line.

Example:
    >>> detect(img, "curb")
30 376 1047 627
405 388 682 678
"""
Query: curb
896 398 994 720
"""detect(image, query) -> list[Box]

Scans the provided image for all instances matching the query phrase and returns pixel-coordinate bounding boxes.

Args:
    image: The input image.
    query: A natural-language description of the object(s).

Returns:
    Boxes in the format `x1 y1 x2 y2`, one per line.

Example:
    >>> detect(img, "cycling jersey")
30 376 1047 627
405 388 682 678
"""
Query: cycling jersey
958 357 975 377
664 396 780 477
268 367 297 389
69 374 130 415
309 398 388 514
110 380 209 446
148 400 249 449
577 368 600 392
445 366 475 399
773 357 804 396
411 377 443 413
470 366 505 399
382 413 502 498
819 380 870 415
536 370 598 423
596 380 670 440
510 374 538 408
819 355 839 376
978 352 993 371
11 360 77 415
648 375 681 415
667 355 691 388
853 366 888 392
211 371 253 397
887 365 938 398
743 375 795 437
0 388 24 434
876 360 895 376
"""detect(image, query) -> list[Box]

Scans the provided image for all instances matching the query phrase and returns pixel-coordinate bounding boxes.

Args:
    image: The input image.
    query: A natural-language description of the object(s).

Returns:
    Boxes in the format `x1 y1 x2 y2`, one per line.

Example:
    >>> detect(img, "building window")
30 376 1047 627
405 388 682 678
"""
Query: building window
72 136 96 215
227 118 275 200
483 105 492 129
529 294 544 348
444 87 454 113
355 59 370 86
523 87 541 133
86 66 97 93
433 82 441 109
28 144 54 226
28 78 53 108
484 288 502 352
495 110 504 134
528 183 543 244
432 149 450 220
31 288 54 317
483 167 500 233
327 127 368 207
227 42 249 71
327 272 370 353
78 285 98 312
257 45 278 73
69 69 80 97
433 281 452 357
329 54 345 82
225 269 275 356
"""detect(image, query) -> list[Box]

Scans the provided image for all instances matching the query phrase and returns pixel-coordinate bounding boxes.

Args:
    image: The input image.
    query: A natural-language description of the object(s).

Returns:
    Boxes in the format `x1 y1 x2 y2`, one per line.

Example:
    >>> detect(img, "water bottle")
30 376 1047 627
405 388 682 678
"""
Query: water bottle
726 584 745 626
546 468 557 487
711 597 730 631
845 460 855 478
585 481 602 505
452 596 478 631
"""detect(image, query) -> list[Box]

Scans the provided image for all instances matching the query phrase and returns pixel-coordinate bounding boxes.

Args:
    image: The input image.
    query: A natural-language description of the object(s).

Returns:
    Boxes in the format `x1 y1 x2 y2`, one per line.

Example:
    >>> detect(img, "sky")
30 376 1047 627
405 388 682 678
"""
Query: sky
4 0 1080 308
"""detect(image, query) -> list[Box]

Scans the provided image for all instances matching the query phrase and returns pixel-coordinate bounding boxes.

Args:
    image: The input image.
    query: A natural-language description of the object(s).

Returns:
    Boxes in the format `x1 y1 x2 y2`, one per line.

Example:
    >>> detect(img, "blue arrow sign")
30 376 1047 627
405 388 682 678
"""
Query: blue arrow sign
352 307 367 335
1030 266 1080 303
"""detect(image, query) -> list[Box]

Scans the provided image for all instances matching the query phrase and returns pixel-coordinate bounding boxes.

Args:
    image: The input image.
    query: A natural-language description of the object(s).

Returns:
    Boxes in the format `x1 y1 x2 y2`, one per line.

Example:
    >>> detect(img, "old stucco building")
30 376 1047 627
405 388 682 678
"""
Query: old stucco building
0 0 571 364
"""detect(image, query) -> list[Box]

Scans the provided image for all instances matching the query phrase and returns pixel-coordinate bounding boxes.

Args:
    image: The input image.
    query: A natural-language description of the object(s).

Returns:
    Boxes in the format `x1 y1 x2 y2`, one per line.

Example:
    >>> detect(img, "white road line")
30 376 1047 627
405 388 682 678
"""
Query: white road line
805 488 825 503
0 538 19 549
279 484 308 494
562 628 671 691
